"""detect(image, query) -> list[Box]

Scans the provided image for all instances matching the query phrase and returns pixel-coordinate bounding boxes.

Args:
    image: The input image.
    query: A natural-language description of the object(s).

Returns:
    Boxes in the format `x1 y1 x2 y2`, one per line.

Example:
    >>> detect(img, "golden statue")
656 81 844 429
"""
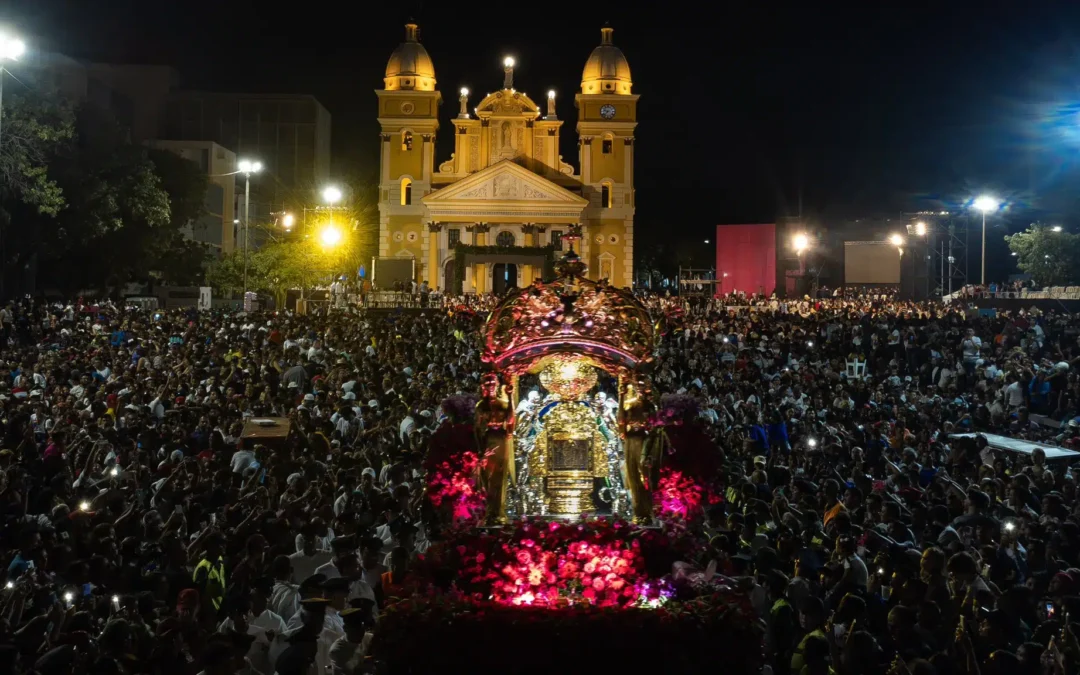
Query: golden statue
476 373 514 525
619 380 654 523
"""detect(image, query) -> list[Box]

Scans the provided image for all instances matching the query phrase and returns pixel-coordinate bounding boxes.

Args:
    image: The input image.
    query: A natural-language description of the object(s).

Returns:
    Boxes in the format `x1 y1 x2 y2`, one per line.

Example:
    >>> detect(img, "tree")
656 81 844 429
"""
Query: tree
1005 224 1080 287
0 90 73 217
31 104 172 293
206 233 358 308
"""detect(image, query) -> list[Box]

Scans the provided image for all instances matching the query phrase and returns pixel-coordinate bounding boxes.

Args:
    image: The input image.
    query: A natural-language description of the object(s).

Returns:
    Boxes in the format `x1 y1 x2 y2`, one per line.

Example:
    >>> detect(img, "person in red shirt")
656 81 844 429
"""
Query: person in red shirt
379 546 414 603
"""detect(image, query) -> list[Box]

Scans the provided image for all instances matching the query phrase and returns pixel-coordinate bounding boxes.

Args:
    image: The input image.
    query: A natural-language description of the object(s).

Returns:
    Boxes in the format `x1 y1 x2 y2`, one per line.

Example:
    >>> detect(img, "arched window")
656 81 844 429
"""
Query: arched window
401 178 413 206
402 131 413 152
600 182 612 209
602 133 614 155
496 231 515 247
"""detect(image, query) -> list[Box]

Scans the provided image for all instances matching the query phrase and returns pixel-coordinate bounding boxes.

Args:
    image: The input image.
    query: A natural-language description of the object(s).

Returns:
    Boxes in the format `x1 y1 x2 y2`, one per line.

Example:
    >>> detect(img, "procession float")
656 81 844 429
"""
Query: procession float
373 235 763 674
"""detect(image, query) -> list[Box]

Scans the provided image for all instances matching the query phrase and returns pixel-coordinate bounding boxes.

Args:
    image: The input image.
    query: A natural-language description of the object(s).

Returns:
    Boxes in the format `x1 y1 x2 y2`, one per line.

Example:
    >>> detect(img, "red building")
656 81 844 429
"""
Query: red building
714 224 776 297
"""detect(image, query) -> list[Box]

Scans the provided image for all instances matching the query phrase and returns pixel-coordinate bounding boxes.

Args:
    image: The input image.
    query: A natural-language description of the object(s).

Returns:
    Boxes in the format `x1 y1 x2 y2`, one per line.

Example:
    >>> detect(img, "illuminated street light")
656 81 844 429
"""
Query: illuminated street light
282 213 295 229
792 233 810 254
973 195 1000 285
237 159 263 297
320 225 343 247
0 33 27 296
1052 225 1063 232
0 34 25 61
322 186 343 205
503 56 515 69
915 221 927 236
889 233 905 247
704 239 710 244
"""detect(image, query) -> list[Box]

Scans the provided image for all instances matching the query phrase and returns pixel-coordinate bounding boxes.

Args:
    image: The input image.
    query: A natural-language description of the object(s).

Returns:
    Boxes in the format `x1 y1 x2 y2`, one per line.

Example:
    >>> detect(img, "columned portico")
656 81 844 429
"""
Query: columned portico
422 159 588 293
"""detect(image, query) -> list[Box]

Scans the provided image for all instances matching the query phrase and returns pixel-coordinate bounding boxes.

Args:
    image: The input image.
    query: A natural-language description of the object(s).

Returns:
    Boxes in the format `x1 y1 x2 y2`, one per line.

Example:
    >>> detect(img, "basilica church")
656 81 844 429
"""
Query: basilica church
376 23 637 293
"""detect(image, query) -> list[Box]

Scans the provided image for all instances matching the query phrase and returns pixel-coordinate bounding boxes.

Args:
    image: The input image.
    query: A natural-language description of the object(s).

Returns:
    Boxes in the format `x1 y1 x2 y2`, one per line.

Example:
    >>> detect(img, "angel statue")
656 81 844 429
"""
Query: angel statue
619 380 654 524
475 373 514 525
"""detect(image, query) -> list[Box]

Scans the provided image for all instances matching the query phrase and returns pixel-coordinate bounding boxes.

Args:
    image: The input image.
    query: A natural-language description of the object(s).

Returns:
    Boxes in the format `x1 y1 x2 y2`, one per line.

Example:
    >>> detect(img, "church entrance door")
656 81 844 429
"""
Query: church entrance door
491 263 518 295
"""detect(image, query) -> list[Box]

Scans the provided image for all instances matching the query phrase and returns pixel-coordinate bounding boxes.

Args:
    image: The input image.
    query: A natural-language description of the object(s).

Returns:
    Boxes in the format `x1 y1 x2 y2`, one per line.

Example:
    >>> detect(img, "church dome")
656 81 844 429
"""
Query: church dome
384 23 436 91
581 26 632 95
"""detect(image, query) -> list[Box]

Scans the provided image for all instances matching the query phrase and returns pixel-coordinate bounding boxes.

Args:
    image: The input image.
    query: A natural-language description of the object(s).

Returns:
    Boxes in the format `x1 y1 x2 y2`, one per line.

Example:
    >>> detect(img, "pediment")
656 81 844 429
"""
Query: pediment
423 160 587 206
475 89 541 117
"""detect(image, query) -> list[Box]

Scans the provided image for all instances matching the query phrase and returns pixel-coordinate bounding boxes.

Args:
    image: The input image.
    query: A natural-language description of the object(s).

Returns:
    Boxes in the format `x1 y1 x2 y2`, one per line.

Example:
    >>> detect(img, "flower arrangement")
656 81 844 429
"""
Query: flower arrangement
654 468 705 522
423 419 486 528
412 519 709 606
649 408 725 526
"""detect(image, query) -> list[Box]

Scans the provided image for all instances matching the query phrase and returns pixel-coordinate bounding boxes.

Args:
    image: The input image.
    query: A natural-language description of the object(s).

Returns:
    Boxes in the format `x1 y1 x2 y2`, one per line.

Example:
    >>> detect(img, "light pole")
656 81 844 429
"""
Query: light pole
237 159 263 296
322 185 342 226
0 33 25 299
973 196 1000 286
0 33 26 154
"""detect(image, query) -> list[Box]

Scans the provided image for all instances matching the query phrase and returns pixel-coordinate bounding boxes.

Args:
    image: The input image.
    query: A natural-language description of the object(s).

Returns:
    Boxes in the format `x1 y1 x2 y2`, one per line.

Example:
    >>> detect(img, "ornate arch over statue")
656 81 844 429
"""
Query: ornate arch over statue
477 238 660 523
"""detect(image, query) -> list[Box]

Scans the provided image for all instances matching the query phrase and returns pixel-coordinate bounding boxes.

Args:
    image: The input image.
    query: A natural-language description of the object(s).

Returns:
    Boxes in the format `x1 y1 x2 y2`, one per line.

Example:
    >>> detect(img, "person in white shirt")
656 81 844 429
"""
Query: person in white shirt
218 584 287 675
1004 376 1026 409
359 540 388 596
314 537 377 607
231 446 263 475
328 608 374 675
398 412 416 444
288 536 332 584
960 328 982 376
269 556 301 622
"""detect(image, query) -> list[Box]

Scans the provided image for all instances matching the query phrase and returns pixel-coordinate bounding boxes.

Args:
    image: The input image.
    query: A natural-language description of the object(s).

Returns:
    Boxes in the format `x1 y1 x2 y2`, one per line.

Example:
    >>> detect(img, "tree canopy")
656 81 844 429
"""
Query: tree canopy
1005 224 1080 287
0 91 210 296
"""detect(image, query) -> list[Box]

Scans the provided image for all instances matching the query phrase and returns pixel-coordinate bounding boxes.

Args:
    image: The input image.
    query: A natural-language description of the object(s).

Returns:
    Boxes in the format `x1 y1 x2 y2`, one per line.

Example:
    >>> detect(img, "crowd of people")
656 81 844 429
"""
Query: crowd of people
0 289 1078 675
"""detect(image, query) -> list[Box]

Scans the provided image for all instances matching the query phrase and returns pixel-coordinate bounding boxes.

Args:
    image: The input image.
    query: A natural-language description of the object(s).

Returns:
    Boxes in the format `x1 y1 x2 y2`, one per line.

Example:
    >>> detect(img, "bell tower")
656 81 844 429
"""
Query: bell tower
376 22 442 269
575 25 637 288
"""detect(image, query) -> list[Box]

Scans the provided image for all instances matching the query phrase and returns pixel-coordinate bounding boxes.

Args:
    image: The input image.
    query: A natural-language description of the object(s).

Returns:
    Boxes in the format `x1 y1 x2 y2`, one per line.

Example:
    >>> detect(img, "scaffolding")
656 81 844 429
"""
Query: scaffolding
677 267 721 296
903 212 969 298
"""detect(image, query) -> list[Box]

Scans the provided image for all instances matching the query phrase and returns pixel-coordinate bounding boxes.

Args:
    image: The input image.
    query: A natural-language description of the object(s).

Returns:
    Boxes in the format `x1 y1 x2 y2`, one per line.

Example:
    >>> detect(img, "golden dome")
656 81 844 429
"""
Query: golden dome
384 23 436 91
581 26 632 95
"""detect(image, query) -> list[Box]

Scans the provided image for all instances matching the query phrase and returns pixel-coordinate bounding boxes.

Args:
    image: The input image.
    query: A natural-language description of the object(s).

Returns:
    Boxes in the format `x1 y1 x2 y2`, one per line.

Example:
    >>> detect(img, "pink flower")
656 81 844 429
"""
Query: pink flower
592 578 606 592
475 553 486 564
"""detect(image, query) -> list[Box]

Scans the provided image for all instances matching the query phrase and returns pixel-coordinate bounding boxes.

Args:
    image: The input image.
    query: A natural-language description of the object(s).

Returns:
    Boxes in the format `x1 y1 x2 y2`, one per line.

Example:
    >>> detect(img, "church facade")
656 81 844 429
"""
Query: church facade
375 24 637 292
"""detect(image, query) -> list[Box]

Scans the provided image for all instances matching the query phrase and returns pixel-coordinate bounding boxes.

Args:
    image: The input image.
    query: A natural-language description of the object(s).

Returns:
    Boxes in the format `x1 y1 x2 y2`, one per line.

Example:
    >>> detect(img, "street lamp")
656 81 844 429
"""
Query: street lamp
237 159 263 296
973 195 1000 285
914 221 927 236
322 186 342 205
792 233 810 254
281 213 295 229
1052 225 1063 232
890 233 905 259
0 32 26 151
322 186 343 237
0 33 25 299
320 225 343 248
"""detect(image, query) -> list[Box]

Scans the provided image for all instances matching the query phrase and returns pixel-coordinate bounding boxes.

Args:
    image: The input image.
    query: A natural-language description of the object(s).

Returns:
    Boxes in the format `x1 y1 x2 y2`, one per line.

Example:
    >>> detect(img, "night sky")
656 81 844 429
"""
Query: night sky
9 1 1080 265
